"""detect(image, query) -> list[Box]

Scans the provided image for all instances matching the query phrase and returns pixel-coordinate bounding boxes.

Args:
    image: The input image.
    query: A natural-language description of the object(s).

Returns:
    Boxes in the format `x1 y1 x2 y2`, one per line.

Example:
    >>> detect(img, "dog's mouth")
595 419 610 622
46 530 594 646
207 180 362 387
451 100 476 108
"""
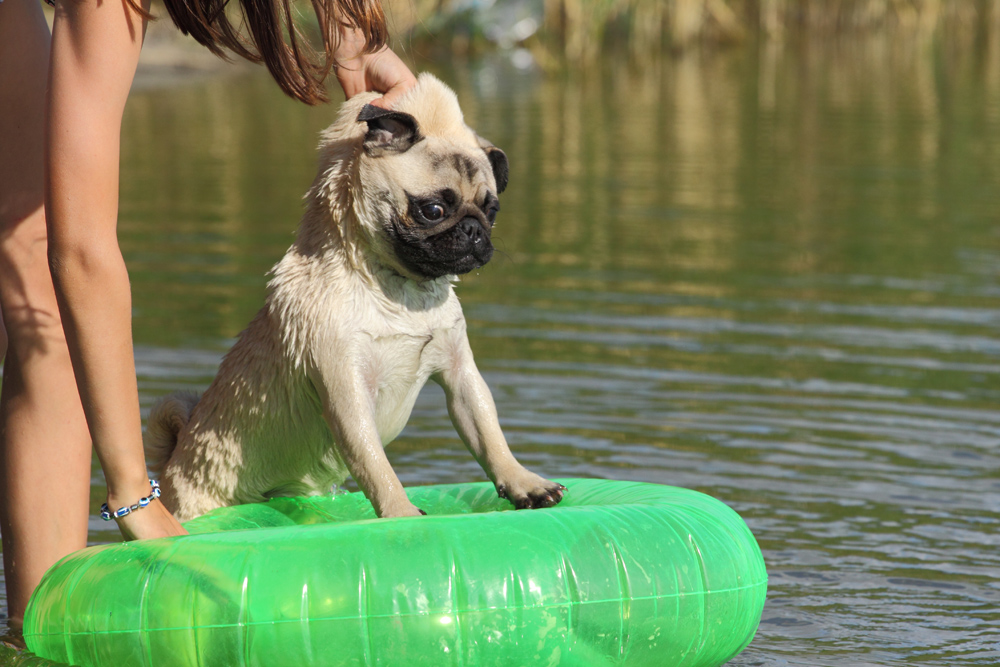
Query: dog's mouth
386 210 494 280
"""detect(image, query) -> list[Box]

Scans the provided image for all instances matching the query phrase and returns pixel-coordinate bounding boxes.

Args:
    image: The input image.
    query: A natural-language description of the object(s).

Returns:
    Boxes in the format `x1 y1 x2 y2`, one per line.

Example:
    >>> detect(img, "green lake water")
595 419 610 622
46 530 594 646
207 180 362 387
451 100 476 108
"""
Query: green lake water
4 34 1000 666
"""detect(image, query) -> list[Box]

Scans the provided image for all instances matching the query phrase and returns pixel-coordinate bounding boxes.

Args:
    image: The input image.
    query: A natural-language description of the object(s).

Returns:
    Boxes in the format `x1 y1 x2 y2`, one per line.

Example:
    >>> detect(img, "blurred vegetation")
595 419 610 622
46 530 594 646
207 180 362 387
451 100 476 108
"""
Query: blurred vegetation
134 0 1000 70
384 0 1000 63
115 18 1000 347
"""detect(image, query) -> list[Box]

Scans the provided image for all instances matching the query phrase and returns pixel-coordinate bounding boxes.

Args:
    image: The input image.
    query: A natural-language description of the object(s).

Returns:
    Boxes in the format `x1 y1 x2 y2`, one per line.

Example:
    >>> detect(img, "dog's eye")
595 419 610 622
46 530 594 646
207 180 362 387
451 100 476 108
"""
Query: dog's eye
421 203 446 222
486 204 500 224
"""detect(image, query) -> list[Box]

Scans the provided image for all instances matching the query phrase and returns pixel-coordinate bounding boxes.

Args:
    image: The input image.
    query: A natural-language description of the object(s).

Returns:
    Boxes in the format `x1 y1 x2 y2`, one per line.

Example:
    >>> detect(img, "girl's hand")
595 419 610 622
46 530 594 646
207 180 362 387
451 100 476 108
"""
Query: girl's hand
335 30 416 108
110 497 187 541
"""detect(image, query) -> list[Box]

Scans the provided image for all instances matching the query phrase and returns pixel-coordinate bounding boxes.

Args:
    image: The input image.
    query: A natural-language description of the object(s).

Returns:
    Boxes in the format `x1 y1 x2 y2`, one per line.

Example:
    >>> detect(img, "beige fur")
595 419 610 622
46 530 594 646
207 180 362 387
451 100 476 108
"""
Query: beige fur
146 74 564 520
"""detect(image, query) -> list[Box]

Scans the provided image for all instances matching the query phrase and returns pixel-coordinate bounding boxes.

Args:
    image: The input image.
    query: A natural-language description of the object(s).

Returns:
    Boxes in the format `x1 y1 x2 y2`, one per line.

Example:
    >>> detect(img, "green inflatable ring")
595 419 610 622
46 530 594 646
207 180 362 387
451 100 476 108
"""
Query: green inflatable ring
24 479 767 666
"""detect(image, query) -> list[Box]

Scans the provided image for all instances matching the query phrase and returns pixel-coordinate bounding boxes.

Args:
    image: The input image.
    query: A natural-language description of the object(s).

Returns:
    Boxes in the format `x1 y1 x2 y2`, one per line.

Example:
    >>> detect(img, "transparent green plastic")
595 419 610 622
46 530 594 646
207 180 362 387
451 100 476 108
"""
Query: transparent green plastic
23 479 766 666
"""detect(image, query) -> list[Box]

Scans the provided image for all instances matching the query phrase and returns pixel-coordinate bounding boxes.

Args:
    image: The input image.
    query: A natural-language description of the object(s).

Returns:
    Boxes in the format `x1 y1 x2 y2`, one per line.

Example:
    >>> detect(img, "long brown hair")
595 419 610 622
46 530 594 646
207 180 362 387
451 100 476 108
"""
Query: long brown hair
157 0 388 105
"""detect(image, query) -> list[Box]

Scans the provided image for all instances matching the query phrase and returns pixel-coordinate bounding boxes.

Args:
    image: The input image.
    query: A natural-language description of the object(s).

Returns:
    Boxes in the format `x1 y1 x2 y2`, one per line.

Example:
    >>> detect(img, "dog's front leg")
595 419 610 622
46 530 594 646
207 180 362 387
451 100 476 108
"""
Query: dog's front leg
435 339 565 510
309 363 423 518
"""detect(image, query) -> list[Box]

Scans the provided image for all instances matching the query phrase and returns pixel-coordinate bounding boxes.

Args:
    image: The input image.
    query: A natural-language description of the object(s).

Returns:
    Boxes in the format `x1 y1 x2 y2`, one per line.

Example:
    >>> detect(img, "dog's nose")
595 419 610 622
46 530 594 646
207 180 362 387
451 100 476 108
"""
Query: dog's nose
457 217 486 244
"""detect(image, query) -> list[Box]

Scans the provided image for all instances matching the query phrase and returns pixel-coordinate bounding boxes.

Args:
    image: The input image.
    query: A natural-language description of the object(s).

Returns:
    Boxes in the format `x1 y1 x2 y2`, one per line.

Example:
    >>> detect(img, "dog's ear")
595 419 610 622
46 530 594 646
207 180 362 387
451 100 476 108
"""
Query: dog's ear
358 104 422 157
477 135 509 194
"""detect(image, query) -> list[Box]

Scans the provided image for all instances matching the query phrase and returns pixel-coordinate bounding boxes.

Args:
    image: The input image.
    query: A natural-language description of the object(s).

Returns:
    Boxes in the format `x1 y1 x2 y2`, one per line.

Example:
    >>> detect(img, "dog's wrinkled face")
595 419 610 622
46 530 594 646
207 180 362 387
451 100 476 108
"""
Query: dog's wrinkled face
355 103 509 280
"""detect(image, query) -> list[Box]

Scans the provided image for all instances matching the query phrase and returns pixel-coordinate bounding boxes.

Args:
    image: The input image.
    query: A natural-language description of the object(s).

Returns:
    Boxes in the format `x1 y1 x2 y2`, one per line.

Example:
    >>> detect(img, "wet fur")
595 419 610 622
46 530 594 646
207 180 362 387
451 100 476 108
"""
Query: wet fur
146 74 564 521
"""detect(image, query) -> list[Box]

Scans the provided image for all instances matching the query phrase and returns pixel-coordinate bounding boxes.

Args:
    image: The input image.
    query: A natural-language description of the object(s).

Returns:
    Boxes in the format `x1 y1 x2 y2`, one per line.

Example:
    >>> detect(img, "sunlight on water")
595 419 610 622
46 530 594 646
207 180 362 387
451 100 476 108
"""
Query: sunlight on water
4 34 1000 666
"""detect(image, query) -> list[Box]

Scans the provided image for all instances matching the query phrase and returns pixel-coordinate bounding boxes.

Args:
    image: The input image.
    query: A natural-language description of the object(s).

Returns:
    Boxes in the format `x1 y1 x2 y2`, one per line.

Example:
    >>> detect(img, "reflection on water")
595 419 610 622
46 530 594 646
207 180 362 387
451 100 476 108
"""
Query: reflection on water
7 33 1000 666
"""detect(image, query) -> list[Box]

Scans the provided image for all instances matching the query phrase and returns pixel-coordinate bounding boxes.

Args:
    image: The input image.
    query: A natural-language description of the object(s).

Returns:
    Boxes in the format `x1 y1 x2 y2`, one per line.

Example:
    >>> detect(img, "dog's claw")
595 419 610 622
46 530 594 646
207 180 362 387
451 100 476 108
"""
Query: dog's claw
496 476 566 510
418 508 427 516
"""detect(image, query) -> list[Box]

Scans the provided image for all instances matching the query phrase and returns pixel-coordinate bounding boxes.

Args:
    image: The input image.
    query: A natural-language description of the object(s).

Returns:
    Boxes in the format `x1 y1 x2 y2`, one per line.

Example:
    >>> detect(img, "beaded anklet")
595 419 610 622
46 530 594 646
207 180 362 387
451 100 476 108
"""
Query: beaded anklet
100 479 161 521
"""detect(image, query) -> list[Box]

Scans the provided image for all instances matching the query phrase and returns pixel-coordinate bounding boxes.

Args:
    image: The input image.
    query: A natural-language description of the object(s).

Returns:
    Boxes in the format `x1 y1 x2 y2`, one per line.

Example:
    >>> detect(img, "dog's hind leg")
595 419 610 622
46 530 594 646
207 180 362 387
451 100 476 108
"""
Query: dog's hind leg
144 391 200 475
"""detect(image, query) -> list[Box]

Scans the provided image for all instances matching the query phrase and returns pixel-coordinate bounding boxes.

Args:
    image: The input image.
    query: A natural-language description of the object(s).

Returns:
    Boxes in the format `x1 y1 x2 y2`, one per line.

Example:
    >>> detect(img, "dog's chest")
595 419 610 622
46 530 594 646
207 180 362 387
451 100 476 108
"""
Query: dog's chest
362 330 448 443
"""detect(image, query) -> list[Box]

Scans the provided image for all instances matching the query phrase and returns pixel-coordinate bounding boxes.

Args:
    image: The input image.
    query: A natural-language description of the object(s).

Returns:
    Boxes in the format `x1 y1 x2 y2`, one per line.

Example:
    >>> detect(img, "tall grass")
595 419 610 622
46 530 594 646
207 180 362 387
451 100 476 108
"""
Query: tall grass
386 0 1000 63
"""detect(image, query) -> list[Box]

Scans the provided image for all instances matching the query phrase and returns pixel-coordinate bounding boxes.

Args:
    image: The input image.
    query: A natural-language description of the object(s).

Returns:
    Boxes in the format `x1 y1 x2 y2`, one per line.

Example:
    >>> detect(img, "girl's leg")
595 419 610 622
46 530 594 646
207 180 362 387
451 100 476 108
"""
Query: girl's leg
0 0 92 631
46 0 186 542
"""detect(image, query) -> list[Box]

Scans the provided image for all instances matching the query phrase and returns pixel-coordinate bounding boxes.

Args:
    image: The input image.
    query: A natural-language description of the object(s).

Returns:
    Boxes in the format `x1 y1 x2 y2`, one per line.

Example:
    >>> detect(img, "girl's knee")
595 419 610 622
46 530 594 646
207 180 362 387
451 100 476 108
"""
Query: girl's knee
0 220 65 350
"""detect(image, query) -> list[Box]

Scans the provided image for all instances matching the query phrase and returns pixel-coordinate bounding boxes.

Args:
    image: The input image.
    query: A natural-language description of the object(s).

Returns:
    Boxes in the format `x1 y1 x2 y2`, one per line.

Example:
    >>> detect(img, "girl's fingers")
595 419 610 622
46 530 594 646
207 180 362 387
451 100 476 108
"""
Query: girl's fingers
368 48 416 107
372 74 417 108
336 46 416 106
336 67 367 99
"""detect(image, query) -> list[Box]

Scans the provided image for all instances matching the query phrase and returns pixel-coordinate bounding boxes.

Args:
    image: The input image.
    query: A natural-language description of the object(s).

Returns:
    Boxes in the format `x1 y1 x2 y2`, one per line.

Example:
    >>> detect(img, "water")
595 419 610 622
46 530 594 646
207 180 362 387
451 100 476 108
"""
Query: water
4 35 1000 665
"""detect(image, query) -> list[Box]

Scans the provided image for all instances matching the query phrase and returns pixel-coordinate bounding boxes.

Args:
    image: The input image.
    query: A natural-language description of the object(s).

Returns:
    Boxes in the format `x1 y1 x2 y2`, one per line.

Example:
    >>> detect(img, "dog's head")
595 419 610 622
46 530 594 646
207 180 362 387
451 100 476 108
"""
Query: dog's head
315 74 508 281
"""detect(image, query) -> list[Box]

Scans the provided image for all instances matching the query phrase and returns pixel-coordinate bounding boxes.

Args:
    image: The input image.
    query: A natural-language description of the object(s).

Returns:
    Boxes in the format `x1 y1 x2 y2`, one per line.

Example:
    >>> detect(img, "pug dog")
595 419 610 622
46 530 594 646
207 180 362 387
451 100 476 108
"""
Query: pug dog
145 73 565 521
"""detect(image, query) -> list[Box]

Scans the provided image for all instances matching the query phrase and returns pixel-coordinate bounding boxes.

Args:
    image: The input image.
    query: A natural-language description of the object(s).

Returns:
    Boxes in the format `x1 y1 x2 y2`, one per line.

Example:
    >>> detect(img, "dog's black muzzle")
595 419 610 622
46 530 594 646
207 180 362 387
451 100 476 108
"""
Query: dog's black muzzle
388 212 494 279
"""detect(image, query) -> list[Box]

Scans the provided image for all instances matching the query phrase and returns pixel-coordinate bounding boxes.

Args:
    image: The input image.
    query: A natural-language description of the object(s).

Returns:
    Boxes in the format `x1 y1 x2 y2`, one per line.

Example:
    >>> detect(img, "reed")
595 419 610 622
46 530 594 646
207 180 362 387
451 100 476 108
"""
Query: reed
386 0 1000 63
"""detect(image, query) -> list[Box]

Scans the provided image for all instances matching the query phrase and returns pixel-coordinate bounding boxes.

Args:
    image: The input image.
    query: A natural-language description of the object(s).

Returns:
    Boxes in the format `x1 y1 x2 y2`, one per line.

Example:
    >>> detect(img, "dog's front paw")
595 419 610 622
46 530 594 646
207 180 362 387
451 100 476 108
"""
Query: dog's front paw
378 501 426 518
495 471 566 510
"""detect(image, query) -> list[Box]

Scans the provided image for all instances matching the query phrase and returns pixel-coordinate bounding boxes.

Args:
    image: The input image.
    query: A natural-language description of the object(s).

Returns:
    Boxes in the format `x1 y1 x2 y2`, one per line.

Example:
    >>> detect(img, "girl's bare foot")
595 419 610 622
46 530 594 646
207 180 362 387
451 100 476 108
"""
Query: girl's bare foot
0 628 26 651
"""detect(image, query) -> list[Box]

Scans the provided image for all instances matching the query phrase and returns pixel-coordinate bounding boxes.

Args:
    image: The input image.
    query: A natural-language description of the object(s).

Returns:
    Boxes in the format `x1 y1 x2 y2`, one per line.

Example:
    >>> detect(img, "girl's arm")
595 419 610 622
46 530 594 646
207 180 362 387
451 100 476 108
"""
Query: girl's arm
46 0 185 539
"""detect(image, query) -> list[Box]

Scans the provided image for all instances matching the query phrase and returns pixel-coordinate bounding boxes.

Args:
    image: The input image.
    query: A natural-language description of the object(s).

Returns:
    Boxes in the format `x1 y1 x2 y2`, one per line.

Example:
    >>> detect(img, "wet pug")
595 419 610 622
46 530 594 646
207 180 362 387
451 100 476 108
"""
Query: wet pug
145 73 565 521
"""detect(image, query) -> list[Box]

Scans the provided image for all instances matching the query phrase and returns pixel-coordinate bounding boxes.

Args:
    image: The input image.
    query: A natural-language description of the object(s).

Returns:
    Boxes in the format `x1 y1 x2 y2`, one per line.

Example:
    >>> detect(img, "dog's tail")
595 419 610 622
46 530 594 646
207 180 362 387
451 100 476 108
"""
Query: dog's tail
145 391 200 475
